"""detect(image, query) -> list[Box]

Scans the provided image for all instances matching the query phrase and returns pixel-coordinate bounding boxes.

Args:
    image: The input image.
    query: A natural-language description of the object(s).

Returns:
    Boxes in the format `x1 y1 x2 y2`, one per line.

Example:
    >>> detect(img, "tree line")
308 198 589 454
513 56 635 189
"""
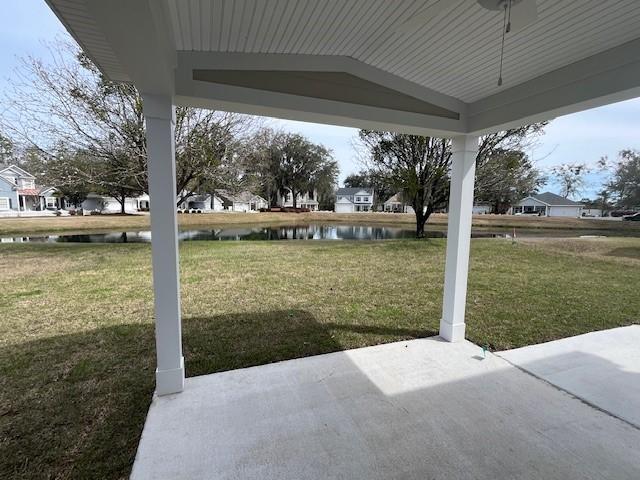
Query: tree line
2 40 637 236
0 41 338 213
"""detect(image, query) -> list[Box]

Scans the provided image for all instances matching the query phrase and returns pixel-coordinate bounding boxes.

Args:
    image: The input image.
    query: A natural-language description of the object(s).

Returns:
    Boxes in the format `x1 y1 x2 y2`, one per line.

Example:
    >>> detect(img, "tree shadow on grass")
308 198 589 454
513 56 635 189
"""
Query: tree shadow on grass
606 246 640 261
0 310 435 479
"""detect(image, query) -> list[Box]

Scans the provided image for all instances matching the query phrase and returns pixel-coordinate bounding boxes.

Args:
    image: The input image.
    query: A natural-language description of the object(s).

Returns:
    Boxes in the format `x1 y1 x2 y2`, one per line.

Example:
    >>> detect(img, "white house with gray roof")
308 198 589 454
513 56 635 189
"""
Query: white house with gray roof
334 188 374 213
512 192 583 218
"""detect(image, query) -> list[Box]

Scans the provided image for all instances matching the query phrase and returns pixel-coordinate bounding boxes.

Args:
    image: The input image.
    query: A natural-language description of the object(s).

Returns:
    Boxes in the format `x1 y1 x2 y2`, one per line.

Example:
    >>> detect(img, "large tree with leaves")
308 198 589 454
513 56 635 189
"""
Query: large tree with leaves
606 149 640 208
358 123 546 237
474 148 545 213
249 131 338 208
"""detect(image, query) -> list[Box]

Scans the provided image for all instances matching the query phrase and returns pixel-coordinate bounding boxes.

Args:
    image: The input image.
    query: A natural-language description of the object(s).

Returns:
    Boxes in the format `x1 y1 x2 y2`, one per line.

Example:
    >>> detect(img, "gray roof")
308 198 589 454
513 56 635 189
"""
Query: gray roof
336 187 373 196
529 192 583 206
215 189 265 204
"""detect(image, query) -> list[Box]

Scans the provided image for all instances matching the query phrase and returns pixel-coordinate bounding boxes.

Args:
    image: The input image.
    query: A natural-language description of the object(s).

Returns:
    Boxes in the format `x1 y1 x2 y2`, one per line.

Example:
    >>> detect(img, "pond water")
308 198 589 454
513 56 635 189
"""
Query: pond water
0 224 507 244
0 223 623 244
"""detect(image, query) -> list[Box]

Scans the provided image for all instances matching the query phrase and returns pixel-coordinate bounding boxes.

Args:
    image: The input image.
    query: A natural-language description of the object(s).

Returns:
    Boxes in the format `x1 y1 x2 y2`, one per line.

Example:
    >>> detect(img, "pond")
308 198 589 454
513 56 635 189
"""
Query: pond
0 224 507 244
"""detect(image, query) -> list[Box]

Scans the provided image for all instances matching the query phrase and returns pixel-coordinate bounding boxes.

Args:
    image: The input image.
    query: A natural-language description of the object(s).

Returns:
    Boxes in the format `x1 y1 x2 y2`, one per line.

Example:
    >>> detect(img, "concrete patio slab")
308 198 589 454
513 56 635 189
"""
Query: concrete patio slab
131 337 640 480
498 325 640 428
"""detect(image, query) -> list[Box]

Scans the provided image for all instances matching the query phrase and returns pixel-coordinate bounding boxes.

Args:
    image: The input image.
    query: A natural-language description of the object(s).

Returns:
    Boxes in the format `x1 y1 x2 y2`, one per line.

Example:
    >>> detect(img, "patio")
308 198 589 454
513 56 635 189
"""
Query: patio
131 335 640 479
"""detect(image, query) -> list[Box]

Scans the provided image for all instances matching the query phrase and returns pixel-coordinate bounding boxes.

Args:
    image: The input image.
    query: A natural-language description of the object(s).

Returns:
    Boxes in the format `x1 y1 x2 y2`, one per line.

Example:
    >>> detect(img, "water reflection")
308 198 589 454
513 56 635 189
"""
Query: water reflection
1 224 452 244
0 224 630 244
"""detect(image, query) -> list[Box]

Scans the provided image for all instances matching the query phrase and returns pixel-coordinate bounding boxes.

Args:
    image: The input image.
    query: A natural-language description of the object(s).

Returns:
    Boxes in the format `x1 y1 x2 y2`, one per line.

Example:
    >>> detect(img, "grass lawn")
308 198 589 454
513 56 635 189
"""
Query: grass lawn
2 211 639 236
1 237 639 478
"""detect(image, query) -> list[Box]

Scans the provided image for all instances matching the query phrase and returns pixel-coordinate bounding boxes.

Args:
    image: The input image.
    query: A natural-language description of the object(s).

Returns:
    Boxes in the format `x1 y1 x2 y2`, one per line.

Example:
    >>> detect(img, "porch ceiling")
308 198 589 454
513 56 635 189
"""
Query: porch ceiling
46 0 640 135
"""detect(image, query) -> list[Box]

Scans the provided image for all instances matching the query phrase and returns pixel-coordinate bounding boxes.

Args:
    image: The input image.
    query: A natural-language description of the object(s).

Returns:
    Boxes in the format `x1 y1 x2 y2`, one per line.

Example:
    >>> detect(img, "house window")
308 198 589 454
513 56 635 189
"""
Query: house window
363 196 369 202
0 197 9 210
46 197 57 208
356 196 361 202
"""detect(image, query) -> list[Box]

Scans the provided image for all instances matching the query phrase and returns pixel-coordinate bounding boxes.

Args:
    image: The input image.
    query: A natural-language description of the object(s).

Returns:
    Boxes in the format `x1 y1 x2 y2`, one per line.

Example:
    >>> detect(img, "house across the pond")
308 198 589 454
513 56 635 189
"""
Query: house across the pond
334 187 374 213
276 188 319 211
0 165 59 214
511 192 583 218
383 193 413 213
178 190 268 212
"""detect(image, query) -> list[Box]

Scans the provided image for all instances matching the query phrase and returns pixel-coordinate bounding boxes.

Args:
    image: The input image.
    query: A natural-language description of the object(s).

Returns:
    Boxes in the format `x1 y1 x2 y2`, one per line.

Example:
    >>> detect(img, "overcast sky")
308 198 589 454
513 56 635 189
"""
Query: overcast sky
2 0 638 198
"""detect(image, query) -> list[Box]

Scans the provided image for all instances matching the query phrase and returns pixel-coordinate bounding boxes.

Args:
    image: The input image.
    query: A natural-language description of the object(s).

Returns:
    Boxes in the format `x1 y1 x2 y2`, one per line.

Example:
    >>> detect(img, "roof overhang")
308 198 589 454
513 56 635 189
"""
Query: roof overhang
45 0 640 138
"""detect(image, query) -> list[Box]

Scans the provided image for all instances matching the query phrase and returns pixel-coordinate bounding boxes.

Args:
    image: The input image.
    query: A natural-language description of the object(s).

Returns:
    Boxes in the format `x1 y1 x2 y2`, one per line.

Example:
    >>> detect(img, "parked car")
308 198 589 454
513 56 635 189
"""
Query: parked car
622 212 640 221
611 210 637 217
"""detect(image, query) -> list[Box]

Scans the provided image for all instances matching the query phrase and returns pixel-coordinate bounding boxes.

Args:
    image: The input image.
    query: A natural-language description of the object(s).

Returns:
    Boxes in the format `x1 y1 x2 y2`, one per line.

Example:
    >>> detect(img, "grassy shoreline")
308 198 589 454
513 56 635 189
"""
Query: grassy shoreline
1 237 639 478
1 211 638 236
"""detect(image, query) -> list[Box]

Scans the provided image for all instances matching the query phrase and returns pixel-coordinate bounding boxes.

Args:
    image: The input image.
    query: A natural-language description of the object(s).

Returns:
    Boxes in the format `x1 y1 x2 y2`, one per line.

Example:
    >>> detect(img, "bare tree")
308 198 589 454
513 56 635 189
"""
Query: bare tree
2 39 255 207
551 163 589 199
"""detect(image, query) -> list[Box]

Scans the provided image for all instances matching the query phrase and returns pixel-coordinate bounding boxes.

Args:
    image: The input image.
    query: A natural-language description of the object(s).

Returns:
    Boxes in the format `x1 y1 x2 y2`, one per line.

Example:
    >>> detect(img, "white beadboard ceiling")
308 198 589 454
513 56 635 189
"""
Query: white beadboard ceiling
165 0 640 103
45 0 129 81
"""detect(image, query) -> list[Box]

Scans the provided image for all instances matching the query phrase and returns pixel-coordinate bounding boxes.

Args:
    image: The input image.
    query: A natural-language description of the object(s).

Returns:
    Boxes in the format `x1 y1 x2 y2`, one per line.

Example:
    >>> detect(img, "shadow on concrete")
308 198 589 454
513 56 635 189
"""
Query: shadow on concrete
132 337 640 480
508 350 640 429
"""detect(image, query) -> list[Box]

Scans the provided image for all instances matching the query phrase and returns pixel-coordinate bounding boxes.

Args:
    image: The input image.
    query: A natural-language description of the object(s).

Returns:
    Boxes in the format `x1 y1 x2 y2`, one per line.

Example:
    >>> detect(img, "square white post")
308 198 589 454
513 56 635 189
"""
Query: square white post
440 135 479 342
143 93 184 395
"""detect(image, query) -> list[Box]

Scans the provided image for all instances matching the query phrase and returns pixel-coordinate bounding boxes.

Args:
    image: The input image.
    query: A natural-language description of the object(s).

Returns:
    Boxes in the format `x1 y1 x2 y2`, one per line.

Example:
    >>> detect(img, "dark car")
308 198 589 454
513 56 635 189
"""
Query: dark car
611 210 636 217
622 212 640 221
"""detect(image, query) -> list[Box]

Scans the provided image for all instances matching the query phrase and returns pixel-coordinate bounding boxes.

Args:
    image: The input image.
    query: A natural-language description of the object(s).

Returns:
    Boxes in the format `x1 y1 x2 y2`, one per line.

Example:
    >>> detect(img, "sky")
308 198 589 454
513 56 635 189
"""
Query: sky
2 0 638 199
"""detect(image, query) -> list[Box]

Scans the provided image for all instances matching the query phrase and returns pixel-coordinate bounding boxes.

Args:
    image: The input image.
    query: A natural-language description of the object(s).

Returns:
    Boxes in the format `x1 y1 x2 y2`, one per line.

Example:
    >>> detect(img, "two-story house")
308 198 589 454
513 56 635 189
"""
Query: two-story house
334 187 374 213
276 188 319 211
0 165 58 213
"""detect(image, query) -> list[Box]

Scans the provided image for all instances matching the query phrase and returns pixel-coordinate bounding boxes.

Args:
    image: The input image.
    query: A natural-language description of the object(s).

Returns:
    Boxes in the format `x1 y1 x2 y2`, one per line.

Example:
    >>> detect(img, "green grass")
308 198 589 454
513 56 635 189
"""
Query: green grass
0 238 638 479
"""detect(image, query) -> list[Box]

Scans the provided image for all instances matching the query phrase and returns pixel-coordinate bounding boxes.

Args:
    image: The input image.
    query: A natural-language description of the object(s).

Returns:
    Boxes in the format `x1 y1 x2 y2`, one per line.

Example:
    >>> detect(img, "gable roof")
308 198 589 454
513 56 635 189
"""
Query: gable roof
336 187 373 196
528 192 583 207
215 189 266 204
40 187 57 196
384 193 404 204
0 174 16 188
0 165 35 179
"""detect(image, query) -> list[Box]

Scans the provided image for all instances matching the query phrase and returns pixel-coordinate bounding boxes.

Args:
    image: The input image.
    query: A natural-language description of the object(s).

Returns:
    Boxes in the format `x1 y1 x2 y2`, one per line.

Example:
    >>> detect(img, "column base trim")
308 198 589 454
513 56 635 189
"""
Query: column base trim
439 320 466 342
155 356 185 396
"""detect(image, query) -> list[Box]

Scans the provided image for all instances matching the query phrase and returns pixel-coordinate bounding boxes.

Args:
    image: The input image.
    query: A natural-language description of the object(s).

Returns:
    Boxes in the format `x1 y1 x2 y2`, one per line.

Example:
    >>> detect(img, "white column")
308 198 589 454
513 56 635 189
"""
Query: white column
143 93 184 395
440 135 479 342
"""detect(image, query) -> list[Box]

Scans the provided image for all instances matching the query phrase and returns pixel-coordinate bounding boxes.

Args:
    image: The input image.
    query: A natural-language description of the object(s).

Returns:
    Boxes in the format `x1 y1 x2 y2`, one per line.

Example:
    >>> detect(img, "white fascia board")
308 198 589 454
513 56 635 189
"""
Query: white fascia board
0 175 15 188
175 88 465 137
518 196 550 206
467 38 640 134
40 187 57 196
175 52 467 137
0 165 34 178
